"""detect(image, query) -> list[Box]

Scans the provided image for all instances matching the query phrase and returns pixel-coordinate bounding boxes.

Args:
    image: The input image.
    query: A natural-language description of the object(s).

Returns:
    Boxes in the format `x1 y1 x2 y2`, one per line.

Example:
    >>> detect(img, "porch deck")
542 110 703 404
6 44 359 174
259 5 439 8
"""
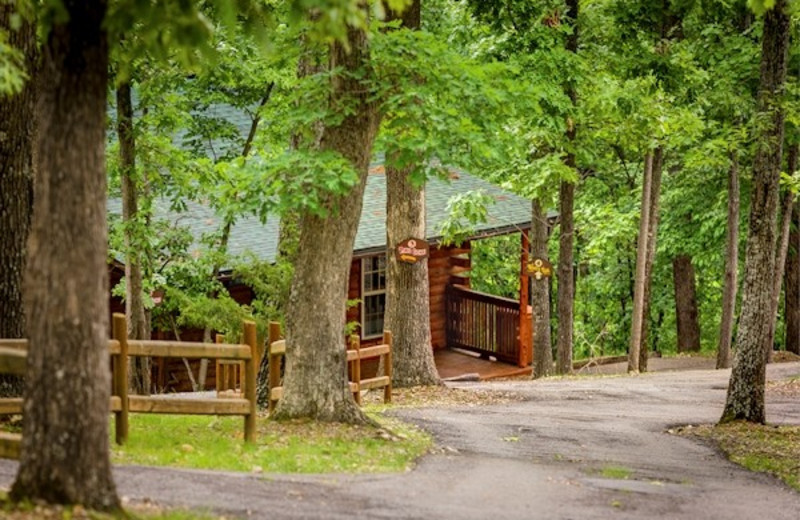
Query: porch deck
434 348 531 381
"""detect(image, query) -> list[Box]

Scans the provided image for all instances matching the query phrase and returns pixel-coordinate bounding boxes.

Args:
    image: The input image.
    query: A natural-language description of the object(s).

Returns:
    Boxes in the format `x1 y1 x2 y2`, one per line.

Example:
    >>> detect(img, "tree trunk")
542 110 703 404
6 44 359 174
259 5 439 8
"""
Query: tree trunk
382 0 436 388
0 5 36 397
383 0 438 387
11 0 120 510
721 0 790 424
767 143 798 360
555 0 579 376
628 153 654 373
673 254 701 353
117 81 151 395
638 146 664 371
385 163 440 387
273 21 381 424
717 154 740 369
531 199 553 378
785 197 800 355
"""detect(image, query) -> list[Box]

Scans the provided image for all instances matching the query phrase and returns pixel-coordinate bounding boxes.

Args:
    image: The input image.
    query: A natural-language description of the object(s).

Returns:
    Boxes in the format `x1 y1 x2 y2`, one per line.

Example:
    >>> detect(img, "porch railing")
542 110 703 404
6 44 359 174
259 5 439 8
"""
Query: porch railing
445 284 520 364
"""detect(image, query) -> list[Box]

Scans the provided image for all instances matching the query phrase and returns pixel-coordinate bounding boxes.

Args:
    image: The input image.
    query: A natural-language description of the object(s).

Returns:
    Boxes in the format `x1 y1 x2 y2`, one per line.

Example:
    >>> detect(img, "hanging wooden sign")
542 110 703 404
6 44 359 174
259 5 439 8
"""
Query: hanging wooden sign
395 237 429 264
526 257 553 280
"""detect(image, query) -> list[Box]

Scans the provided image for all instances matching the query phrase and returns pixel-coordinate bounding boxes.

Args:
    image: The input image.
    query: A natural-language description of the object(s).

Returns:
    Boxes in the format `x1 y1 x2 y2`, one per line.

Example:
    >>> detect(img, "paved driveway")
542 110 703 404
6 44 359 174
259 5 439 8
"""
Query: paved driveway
1 362 798 519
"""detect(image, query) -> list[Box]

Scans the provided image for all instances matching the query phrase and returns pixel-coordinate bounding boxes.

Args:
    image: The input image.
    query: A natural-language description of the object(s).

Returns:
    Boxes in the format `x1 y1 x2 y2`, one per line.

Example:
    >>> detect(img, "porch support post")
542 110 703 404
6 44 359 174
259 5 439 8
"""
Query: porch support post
519 230 532 367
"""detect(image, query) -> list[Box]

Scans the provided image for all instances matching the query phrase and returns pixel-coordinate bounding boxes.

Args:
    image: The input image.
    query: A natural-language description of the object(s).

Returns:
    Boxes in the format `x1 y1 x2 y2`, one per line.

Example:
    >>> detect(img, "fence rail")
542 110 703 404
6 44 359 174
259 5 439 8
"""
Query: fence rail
0 313 259 460
267 323 392 412
445 284 520 364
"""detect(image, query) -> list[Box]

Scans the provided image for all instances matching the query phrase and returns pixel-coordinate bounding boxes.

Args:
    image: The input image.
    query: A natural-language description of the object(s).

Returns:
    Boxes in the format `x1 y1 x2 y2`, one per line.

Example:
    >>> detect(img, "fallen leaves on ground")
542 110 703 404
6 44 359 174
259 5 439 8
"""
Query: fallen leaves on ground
673 421 800 492
361 384 523 408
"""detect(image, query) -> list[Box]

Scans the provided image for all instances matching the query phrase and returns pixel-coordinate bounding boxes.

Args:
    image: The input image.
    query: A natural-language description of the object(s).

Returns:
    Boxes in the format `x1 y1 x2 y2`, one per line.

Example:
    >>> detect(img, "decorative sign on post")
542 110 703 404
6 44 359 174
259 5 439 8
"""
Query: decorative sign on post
526 257 553 280
395 237 429 264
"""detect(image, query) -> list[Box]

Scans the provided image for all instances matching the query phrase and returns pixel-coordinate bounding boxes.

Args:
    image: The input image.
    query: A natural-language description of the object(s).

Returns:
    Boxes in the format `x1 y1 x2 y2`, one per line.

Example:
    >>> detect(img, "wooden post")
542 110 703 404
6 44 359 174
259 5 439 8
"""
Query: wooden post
215 334 224 393
350 335 361 405
267 322 282 413
383 331 393 404
243 320 258 443
519 230 532 367
113 313 129 445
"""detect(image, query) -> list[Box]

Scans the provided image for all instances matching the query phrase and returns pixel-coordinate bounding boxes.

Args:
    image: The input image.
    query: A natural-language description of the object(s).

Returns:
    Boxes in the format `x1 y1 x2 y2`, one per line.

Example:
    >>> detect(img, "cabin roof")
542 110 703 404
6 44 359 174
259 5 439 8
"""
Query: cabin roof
109 168 532 265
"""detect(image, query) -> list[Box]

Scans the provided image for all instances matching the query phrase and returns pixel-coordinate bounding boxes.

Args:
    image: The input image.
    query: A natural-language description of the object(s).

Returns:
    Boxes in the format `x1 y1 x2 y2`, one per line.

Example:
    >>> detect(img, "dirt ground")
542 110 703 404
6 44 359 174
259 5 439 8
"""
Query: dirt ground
1 360 799 519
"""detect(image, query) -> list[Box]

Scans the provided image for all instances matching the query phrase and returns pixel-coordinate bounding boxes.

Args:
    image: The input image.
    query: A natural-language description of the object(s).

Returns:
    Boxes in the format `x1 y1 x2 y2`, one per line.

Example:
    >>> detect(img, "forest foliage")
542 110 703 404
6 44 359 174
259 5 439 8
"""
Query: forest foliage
3 0 799 360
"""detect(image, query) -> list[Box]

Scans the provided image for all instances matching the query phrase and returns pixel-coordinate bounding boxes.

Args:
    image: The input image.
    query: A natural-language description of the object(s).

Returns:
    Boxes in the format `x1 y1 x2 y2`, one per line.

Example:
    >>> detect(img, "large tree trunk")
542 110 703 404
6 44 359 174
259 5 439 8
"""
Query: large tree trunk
11 0 120 510
628 153 654 373
531 199 553 378
785 197 800 355
117 82 151 395
673 254 701 353
385 165 440 387
273 21 381 424
638 146 664 371
717 154 740 369
0 5 36 397
721 0 790 424
556 177 575 375
767 143 798 360
382 0 438 388
555 0 579 376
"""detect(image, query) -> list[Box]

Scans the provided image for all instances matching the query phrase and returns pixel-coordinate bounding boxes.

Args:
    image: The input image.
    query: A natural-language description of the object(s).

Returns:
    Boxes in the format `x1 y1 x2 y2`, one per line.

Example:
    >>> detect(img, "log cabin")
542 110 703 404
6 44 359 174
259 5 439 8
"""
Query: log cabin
110 166 536 391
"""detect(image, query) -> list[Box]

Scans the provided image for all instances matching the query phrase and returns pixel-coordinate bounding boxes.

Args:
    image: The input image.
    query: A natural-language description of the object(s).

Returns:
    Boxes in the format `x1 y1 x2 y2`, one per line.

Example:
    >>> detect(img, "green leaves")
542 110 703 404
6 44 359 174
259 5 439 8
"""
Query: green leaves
436 190 494 247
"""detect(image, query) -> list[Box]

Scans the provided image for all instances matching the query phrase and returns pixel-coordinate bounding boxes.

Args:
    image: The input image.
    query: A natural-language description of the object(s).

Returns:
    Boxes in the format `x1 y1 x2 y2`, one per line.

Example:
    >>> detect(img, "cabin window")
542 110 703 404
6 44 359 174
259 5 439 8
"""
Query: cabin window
362 254 386 339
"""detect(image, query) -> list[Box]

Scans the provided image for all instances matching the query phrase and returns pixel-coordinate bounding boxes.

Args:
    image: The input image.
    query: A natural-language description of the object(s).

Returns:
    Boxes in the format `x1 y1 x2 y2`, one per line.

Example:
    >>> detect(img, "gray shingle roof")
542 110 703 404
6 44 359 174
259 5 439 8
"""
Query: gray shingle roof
109 169 532 266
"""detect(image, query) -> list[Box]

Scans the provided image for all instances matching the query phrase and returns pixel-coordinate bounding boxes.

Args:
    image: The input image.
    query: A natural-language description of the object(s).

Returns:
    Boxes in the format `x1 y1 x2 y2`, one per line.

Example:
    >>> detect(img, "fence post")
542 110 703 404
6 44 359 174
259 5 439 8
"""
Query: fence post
350 335 361 405
267 322 281 413
243 320 258 443
112 313 129 445
215 334 224 394
383 331 393 404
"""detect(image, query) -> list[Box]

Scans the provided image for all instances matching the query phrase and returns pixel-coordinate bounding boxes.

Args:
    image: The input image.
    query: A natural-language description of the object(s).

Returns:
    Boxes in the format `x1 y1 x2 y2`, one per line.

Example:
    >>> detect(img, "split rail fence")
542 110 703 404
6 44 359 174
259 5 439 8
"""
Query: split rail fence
267 323 393 412
0 313 260 460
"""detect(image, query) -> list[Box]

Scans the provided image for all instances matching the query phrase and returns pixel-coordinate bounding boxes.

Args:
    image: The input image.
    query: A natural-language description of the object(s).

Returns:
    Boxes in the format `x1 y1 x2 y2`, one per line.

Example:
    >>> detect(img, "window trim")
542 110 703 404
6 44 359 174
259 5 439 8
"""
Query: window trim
361 254 387 340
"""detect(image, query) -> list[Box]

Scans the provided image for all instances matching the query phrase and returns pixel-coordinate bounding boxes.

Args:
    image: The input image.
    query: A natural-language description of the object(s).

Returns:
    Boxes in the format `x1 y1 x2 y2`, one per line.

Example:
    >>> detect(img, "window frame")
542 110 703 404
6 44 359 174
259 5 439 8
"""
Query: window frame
361 254 387 340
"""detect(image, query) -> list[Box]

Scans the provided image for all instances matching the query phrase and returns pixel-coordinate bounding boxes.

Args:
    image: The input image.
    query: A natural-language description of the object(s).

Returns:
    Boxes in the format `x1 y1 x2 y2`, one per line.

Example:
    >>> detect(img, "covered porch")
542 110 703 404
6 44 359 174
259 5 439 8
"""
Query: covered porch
437 229 537 380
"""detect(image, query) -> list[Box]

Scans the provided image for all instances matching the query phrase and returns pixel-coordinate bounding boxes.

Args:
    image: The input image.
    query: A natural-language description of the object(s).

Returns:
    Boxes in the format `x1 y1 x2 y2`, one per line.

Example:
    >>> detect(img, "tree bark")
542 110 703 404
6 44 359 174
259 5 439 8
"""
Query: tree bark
628 153 654 373
673 254 701 353
531 199 553 378
785 197 800 355
717 154 740 369
721 0 790 424
11 0 120 510
638 146 664 371
0 5 36 397
273 20 381 423
385 165 440 387
382 0 438 388
555 0 579 376
117 81 151 395
767 142 798 361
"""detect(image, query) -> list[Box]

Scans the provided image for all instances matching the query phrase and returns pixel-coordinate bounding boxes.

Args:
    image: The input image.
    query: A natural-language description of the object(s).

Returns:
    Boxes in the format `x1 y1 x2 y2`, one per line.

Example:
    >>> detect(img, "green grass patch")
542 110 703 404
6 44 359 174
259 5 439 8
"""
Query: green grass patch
599 465 633 480
683 422 800 492
111 413 430 474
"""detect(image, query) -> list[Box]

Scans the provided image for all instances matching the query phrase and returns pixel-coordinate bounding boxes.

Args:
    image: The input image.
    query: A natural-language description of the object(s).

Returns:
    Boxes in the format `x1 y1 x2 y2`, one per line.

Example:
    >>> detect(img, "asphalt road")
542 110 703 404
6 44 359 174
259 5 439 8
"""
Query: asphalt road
1 362 799 519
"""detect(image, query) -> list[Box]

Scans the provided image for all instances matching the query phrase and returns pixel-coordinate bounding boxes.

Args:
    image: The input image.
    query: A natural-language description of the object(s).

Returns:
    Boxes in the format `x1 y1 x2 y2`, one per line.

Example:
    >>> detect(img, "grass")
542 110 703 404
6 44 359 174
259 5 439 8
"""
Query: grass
0 492 224 519
599 465 633 480
682 422 800 492
110 412 431 474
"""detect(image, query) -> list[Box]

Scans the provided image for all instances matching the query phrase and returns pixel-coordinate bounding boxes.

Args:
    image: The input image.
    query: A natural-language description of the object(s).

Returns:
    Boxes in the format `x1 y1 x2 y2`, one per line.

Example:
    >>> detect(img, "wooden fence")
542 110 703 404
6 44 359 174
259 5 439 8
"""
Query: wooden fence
267 323 392 413
0 313 260 459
